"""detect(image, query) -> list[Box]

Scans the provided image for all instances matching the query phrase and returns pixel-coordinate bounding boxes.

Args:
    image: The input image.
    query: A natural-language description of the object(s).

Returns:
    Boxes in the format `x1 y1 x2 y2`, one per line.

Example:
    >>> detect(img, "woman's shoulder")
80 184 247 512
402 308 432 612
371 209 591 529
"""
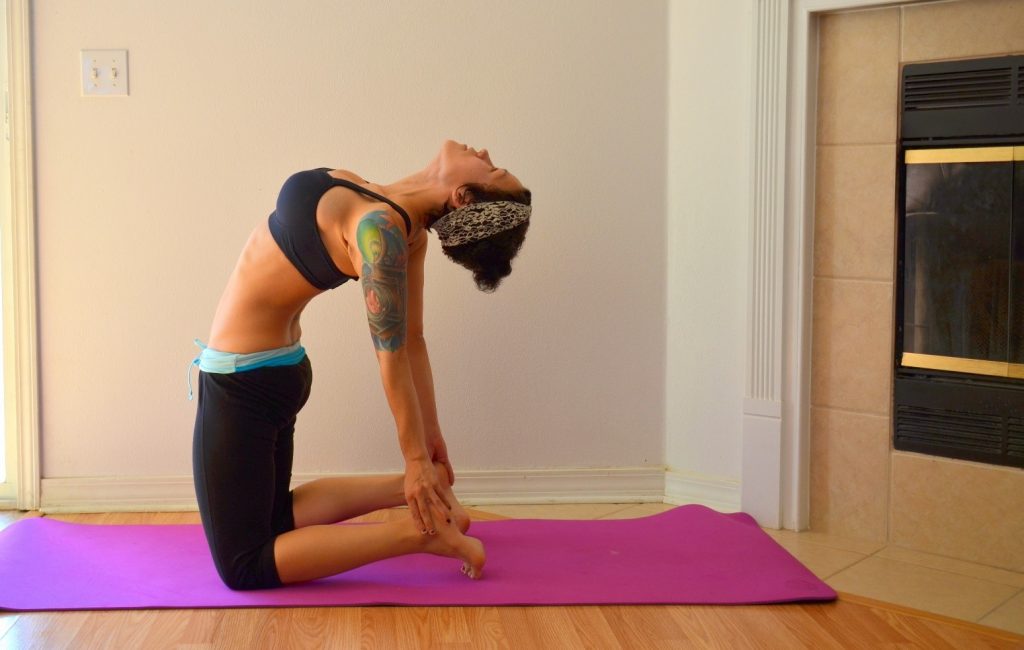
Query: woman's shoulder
324 168 370 185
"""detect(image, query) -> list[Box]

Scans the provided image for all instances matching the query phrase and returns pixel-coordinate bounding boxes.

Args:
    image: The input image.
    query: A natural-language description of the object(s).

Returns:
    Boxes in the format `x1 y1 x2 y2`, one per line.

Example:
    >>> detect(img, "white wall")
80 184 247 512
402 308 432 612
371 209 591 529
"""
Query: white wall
665 0 753 482
33 1 668 480
0 0 8 485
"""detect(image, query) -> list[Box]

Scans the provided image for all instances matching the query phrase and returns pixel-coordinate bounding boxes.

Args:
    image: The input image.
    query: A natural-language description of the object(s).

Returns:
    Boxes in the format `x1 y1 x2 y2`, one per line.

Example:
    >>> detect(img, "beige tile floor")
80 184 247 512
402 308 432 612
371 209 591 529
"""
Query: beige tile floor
2 503 1022 637
469 502 1024 637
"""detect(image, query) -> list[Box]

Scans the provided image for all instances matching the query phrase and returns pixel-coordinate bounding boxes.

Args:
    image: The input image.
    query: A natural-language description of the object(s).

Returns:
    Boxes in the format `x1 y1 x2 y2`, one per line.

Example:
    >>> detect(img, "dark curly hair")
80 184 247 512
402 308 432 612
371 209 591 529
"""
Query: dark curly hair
431 183 532 292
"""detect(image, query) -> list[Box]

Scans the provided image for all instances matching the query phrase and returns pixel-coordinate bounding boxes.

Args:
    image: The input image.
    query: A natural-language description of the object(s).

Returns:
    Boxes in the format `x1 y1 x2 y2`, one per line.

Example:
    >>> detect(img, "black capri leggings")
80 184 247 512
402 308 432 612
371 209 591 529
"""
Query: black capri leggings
191 355 313 590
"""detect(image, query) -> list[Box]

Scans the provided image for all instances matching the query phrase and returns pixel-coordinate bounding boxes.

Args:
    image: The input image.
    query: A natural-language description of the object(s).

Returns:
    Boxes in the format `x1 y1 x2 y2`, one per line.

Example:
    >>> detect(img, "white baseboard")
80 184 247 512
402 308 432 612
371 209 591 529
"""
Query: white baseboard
452 467 666 505
38 467 669 514
664 470 741 513
742 413 783 528
41 476 200 513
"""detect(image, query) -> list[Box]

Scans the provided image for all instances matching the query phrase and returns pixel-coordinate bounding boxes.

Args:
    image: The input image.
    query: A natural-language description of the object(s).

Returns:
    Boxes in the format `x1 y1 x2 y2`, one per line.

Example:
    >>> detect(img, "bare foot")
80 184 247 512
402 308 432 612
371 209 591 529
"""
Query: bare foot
422 509 486 580
434 462 471 533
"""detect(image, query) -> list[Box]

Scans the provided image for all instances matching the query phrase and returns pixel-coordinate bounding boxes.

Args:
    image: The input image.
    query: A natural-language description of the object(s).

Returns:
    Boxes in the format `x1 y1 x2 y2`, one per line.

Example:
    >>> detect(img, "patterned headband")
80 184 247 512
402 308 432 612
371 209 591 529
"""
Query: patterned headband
433 201 532 248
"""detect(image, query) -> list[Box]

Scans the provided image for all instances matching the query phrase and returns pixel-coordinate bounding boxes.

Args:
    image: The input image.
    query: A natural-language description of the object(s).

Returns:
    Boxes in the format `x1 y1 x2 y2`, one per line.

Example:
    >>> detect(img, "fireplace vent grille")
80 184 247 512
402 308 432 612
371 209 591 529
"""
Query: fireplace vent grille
903 67 1012 111
894 374 1024 469
894 404 1004 456
901 55 1024 142
1010 417 1024 459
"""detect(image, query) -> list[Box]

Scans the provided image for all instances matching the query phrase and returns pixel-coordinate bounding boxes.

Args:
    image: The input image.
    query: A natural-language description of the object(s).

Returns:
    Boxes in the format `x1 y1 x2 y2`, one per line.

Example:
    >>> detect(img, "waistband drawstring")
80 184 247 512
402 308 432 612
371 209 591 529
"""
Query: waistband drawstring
186 338 206 401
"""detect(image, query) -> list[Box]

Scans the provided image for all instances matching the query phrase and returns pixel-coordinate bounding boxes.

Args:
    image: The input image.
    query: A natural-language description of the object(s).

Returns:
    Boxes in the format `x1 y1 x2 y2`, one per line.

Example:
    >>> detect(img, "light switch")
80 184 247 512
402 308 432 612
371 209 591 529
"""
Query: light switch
81 50 128 96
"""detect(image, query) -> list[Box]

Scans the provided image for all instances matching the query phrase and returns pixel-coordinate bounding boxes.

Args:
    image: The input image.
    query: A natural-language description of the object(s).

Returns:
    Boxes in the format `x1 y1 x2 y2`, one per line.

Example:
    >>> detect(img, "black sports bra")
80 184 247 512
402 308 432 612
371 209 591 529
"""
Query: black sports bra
267 168 412 290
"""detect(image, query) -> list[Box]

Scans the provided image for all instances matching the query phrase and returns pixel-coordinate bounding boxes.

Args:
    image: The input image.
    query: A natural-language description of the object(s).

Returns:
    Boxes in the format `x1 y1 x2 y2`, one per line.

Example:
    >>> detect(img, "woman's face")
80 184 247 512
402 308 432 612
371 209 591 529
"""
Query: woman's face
437 139 524 198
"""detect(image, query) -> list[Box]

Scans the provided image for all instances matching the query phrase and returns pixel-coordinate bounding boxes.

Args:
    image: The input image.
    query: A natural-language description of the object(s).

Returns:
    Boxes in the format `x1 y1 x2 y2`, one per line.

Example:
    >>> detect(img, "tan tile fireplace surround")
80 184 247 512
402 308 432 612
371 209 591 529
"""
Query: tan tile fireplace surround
810 0 1024 572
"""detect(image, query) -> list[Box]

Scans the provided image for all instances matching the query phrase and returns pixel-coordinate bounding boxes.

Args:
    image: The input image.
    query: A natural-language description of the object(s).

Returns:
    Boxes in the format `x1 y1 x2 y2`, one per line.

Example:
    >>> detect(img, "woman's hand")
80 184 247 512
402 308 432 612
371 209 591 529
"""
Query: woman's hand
404 458 452 534
427 432 455 486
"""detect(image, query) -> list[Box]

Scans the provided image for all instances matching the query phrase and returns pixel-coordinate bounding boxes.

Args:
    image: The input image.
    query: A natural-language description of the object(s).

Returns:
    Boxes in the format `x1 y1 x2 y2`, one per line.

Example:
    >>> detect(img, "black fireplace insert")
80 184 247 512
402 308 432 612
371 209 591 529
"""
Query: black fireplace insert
895 55 1024 469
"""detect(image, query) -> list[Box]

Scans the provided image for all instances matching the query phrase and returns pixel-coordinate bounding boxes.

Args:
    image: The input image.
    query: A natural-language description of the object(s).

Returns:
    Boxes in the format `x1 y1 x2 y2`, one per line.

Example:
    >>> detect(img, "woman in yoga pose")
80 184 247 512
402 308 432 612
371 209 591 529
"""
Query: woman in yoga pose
189 140 531 590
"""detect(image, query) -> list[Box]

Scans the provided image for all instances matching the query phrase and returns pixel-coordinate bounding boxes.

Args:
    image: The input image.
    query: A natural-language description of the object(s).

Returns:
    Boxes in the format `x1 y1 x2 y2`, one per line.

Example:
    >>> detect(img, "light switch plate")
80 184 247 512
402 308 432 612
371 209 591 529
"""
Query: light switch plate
81 49 128 96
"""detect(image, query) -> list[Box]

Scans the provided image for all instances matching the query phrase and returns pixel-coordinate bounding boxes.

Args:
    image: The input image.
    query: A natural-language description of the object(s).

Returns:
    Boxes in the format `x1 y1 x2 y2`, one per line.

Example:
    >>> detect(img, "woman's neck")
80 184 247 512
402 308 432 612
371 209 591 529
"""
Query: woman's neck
378 166 448 231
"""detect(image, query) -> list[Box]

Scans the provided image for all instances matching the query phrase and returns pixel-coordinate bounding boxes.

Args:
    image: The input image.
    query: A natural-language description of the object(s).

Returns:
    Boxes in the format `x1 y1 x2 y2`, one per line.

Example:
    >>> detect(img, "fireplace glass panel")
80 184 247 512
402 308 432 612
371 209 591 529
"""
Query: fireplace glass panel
1011 159 1024 366
902 153 1013 371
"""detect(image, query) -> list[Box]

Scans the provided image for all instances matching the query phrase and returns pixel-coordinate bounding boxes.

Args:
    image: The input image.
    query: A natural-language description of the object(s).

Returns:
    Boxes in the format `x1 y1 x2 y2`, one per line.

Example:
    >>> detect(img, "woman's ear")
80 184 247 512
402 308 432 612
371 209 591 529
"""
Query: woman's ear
450 185 474 209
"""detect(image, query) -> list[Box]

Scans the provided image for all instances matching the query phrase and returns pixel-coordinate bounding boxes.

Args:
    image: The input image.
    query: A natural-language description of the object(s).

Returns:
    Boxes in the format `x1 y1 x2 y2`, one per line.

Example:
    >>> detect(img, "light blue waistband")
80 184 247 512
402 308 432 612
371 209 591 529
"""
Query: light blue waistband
186 339 306 400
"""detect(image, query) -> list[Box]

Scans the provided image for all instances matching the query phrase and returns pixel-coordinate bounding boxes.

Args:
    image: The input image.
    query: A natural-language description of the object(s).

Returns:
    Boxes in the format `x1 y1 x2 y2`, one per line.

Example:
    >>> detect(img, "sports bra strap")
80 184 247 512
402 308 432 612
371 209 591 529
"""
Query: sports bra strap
317 169 413 235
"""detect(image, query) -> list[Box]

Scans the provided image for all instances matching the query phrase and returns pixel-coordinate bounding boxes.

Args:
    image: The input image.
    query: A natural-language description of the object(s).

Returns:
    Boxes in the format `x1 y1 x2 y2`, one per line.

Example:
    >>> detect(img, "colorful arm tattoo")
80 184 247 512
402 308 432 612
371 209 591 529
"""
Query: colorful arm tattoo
357 212 408 352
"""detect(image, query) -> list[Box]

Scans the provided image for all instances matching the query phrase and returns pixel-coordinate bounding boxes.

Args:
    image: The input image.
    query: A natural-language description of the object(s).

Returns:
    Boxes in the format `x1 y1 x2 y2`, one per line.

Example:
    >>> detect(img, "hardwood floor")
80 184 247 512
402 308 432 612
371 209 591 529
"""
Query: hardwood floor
1 509 1022 649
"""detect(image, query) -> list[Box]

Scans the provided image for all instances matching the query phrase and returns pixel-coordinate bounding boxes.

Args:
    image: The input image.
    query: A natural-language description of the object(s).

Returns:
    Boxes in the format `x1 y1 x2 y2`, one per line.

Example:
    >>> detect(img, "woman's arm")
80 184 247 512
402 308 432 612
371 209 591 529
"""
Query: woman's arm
405 233 454 483
357 212 449 533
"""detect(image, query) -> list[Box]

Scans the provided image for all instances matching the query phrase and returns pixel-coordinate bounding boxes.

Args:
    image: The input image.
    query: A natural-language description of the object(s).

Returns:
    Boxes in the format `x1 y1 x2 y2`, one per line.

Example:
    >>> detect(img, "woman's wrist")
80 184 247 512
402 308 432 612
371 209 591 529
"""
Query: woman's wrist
403 448 432 464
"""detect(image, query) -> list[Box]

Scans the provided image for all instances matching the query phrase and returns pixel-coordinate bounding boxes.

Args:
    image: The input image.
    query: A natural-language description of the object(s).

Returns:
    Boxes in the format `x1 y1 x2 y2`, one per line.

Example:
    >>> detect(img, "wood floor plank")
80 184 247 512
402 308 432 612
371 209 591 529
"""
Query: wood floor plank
461 606 510 649
918 616 1024 650
394 606 434 648
715 605 826 649
138 608 224 648
251 608 296 648
464 508 507 522
284 606 361 649
803 598 911 648
565 606 623 649
2 600 1021 649
656 605 723 649
497 606 586 648
1 611 91 649
864 601 1024 650
0 613 20 645
600 608 654 649
212 608 265 649
357 607 385 649
44 512 201 526
840 591 1024 641
764 603 846 650
360 605 419 646
426 606 470 645
0 510 41 532
604 605 694 648
873 608 979 650
666 605 762 650
494 606 537 648
520 606 586 648
71 610 166 648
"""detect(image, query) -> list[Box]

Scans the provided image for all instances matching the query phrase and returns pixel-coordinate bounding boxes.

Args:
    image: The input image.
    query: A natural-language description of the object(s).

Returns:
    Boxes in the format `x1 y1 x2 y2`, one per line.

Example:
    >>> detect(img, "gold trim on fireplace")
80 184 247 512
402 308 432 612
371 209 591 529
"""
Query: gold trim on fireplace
902 352 1024 378
904 147 1024 164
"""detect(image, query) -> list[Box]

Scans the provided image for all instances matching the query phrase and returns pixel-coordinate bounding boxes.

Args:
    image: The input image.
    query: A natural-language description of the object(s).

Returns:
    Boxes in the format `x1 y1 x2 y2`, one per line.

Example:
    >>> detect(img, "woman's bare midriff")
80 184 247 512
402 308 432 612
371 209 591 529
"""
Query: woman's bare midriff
206 170 375 354
206 222 325 353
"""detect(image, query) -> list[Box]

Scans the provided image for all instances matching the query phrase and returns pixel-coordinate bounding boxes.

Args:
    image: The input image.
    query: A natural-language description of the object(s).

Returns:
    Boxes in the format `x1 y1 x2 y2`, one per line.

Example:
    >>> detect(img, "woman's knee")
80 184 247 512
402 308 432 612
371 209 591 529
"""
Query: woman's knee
212 540 283 591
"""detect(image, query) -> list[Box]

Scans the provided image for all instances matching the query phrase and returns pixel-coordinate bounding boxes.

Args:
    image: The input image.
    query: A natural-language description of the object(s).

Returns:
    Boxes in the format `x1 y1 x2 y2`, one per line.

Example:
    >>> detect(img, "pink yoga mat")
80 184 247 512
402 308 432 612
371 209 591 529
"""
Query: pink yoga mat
0 505 835 611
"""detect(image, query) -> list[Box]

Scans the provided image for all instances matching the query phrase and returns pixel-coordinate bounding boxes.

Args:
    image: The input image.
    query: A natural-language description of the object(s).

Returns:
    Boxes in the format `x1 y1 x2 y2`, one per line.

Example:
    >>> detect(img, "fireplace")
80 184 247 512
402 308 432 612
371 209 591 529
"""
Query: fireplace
895 55 1024 469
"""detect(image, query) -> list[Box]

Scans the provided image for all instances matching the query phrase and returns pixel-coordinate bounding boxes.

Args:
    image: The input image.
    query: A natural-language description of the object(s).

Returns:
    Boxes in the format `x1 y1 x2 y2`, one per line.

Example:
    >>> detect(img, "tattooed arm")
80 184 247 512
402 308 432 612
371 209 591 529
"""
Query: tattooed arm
405 232 454 484
357 211 450 533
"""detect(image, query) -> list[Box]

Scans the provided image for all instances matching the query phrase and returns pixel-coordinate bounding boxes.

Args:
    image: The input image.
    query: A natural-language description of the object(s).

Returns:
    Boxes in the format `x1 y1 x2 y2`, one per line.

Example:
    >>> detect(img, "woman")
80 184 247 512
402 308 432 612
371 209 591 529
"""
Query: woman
189 140 532 590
